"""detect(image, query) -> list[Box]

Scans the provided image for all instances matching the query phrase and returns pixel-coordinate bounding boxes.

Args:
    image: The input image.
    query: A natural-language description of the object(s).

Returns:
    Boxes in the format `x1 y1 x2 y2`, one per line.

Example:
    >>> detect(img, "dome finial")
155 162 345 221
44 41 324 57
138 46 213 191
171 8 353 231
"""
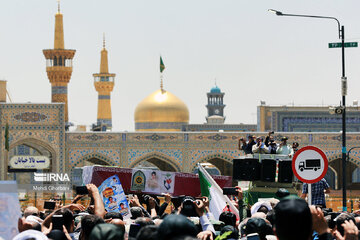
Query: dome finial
100 34 109 74
103 32 106 49
57 0 61 13
54 0 64 49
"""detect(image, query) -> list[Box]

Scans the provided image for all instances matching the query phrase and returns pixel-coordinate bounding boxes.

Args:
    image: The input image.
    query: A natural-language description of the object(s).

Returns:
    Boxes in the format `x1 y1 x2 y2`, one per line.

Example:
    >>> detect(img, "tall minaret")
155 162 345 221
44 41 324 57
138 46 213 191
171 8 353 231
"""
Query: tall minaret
93 35 115 130
43 2 75 125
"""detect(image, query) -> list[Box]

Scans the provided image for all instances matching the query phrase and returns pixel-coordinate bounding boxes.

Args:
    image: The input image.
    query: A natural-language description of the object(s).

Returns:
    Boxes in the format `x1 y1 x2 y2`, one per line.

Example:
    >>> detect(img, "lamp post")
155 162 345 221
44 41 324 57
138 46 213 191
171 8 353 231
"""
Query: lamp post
269 9 348 211
347 147 360 161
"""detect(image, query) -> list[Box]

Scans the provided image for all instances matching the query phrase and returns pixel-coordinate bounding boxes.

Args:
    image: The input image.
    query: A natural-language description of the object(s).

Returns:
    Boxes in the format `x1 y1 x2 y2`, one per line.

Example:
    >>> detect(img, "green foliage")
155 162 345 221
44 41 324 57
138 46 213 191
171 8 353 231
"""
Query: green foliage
243 182 254 206
215 231 232 240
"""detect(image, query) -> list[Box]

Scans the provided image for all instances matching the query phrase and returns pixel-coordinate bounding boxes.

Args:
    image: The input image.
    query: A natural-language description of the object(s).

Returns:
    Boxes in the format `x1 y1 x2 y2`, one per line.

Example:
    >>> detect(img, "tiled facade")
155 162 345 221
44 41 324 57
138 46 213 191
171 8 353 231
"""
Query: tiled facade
258 105 360 132
1 103 360 189
0 103 65 179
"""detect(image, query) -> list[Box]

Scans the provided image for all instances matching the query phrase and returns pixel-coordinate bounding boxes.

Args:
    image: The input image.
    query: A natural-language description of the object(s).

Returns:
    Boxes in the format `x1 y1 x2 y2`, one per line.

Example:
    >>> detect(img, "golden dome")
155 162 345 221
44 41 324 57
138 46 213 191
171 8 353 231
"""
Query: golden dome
134 89 189 131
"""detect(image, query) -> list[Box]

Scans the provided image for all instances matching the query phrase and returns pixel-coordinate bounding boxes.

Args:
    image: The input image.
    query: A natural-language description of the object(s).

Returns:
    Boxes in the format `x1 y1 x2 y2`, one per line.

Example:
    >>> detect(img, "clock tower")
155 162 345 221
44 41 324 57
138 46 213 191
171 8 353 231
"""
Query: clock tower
206 85 225 124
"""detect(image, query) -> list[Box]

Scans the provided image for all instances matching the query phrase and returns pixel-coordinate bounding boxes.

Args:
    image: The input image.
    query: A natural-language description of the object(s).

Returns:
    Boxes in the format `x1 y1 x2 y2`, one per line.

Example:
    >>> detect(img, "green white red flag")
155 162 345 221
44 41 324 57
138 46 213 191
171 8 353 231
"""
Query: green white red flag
198 163 239 220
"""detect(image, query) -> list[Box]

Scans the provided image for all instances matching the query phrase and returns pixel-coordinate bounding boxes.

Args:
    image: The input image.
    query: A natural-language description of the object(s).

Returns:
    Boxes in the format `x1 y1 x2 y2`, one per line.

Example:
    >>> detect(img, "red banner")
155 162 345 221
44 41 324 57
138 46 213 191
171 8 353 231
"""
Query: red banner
86 166 232 197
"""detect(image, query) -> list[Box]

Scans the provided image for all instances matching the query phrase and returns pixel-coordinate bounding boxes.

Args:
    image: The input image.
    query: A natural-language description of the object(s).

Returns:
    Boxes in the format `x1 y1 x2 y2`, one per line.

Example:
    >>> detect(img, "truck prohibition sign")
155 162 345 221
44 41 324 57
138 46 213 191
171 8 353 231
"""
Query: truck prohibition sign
299 159 321 171
292 146 328 184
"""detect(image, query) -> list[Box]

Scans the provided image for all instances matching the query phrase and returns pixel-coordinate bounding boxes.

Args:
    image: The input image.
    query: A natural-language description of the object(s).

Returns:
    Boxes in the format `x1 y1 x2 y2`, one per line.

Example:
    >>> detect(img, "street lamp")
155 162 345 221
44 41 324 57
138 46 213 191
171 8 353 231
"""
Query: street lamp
269 9 348 211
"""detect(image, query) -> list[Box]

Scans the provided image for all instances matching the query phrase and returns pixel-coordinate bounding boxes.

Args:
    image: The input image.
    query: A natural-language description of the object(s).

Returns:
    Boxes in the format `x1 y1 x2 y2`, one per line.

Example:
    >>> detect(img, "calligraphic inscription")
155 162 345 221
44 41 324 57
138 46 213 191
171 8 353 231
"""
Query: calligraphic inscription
14 112 47 122
9 156 50 169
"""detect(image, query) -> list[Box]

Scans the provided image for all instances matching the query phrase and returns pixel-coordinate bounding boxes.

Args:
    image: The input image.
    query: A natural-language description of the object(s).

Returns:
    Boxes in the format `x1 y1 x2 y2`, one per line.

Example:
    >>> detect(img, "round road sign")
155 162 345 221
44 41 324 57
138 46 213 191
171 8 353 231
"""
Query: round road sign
292 146 328 184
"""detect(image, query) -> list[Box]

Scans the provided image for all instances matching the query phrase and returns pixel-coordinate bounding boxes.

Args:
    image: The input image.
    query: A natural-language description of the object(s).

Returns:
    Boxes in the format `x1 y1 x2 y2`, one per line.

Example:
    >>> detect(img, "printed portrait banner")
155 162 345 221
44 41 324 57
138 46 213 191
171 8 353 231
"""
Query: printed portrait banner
98 175 131 219
0 181 22 239
84 166 232 197
130 169 175 194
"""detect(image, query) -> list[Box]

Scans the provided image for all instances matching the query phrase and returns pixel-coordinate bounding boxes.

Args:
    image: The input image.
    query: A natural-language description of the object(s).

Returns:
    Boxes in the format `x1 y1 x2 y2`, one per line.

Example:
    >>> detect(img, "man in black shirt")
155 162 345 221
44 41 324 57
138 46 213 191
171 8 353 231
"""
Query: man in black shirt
239 135 256 154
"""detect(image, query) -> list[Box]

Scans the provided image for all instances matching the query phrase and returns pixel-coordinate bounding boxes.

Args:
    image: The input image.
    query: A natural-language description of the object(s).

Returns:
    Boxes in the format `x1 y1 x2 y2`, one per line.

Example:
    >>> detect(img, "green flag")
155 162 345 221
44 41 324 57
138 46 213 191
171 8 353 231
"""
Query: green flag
160 56 165 73
199 168 210 198
4 122 9 151
198 164 239 219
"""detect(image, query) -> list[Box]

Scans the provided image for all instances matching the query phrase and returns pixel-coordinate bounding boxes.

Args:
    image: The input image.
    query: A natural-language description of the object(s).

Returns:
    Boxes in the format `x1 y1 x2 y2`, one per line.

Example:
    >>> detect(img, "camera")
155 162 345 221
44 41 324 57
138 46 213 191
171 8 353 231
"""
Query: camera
143 195 151 204
327 212 340 229
143 195 160 212
180 196 198 217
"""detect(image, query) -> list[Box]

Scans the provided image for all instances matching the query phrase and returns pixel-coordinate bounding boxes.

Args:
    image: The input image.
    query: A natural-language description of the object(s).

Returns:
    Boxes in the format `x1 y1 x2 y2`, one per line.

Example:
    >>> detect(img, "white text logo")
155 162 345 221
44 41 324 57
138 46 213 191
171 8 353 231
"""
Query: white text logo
34 173 70 182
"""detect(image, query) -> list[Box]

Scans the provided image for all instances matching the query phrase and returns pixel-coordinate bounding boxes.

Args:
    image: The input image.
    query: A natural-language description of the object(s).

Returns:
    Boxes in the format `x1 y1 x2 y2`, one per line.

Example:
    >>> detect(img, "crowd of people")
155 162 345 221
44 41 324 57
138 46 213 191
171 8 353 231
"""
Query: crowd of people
238 132 299 157
12 184 360 240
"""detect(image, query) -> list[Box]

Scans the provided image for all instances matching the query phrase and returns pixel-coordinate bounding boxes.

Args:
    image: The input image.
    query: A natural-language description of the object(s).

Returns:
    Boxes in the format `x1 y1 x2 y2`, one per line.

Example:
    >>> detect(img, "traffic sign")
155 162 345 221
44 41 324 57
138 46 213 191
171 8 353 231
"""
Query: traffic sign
328 42 358 48
292 146 328 184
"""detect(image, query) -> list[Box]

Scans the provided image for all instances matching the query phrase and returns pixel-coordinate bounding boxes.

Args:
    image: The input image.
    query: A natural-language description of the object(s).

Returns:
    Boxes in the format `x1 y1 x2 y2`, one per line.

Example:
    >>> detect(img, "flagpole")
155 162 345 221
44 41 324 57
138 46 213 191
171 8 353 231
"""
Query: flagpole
160 56 165 93
160 73 164 92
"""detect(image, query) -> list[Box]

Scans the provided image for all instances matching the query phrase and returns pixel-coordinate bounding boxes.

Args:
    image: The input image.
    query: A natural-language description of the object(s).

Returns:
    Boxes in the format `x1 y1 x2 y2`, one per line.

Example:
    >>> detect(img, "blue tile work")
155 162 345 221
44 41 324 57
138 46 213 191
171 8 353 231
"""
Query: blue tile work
127 149 183 166
188 149 241 170
69 149 120 167
0 103 64 177
135 122 186 130
52 86 68 94
274 111 360 132
3 105 360 180
65 132 360 173
98 95 111 99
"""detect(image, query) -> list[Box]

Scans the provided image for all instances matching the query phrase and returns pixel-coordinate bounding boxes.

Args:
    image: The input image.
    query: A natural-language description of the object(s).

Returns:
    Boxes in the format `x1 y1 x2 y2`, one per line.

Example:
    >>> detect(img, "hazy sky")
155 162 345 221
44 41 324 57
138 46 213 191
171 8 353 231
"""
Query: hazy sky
1 0 360 131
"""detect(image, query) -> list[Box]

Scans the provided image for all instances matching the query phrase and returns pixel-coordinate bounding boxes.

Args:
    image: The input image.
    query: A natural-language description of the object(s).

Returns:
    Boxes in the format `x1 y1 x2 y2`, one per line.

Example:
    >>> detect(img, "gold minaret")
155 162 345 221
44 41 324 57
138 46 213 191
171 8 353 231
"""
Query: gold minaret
93 35 115 130
43 1 75 124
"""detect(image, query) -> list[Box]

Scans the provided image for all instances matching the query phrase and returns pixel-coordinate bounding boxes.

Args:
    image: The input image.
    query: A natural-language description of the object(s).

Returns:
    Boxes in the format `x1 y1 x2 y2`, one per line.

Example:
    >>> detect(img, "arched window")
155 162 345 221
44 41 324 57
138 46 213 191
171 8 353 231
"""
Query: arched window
352 167 360 183
324 167 337 189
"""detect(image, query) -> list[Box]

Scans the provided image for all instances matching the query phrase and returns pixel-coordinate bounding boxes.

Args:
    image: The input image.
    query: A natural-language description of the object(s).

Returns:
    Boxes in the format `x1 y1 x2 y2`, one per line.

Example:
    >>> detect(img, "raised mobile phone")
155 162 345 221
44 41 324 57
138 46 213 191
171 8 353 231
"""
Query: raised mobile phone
44 201 56 210
52 215 64 230
129 224 141 238
76 186 89 195
223 187 237 195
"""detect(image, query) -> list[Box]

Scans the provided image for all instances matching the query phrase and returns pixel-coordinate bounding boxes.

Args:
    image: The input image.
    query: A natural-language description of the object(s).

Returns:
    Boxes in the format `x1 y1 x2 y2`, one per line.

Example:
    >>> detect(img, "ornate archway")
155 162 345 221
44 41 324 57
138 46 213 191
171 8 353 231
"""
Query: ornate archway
7 138 57 183
328 154 360 189
192 153 233 176
9 138 57 171
75 152 116 167
130 152 180 172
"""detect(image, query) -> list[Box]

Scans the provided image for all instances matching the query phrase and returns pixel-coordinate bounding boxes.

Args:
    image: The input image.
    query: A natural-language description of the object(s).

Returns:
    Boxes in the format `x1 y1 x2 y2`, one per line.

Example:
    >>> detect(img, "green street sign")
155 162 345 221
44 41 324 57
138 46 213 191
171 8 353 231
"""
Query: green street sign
328 42 358 48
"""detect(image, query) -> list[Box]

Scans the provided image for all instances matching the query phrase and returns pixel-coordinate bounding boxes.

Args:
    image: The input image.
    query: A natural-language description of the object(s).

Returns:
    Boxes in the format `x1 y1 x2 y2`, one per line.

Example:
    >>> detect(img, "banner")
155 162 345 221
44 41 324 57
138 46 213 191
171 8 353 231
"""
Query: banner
0 181 22 239
98 175 131 219
130 169 175 194
83 166 232 197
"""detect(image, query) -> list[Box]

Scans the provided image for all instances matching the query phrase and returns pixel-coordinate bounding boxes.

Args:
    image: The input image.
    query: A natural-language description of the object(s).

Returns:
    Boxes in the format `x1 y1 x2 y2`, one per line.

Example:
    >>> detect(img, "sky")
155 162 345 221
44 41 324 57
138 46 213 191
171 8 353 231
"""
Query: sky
1 0 360 131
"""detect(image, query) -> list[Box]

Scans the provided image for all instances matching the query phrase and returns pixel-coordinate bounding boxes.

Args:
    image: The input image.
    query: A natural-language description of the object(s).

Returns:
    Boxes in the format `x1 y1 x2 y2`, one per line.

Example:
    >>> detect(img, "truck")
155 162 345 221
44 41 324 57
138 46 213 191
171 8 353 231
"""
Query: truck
298 159 321 171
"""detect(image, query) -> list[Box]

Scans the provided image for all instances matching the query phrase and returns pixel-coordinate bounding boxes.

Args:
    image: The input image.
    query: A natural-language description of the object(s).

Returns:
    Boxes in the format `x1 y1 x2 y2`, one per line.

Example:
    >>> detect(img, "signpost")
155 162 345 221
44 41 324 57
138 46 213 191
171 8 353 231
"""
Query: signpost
9 156 50 170
328 42 358 48
292 146 328 205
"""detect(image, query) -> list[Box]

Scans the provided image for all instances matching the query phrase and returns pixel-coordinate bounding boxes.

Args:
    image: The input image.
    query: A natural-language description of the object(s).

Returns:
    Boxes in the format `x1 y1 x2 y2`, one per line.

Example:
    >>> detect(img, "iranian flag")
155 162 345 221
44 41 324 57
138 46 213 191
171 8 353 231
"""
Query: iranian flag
198 163 239 220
